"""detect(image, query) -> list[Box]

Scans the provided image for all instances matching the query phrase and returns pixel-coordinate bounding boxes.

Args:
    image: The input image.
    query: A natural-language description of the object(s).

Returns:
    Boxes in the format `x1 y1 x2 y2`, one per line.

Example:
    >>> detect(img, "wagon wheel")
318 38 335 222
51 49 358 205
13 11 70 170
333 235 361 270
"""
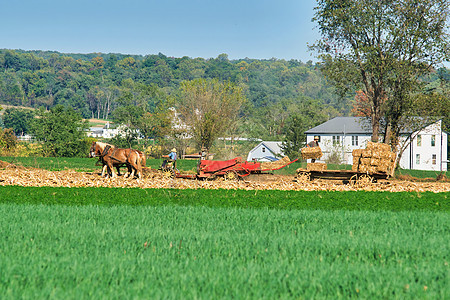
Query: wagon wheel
296 172 311 183
349 174 358 187
162 169 175 179
358 174 373 187
224 171 238 181
349 174 373 187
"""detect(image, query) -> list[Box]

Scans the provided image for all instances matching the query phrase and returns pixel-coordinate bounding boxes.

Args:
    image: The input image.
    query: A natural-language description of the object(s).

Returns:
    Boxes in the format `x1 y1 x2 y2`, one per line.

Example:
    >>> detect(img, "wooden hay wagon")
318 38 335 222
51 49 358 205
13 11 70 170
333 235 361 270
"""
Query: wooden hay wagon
296 142 396 186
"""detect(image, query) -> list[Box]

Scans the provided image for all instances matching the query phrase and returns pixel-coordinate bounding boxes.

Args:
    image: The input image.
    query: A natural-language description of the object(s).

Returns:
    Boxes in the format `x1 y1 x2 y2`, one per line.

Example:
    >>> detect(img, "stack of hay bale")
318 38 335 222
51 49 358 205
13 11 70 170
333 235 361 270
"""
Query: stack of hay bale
260 156 290 170
306 162 327 171
352 142 396 174
301 147 323 160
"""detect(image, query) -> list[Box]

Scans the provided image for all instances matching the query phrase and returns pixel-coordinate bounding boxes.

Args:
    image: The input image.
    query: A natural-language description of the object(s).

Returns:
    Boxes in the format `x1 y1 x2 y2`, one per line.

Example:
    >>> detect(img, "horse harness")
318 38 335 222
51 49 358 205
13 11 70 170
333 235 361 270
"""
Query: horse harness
100 145 134 164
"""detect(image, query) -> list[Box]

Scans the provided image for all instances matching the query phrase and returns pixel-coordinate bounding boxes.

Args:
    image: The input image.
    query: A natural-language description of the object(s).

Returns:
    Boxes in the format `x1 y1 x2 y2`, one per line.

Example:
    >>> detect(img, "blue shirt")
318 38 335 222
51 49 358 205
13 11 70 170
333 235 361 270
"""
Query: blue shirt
169 152 177 160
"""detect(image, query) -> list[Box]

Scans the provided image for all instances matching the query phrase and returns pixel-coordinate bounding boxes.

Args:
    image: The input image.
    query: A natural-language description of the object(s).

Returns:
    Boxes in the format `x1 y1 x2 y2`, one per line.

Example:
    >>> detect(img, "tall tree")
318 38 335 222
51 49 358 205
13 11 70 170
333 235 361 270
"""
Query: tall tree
312 0 450 144
2 108 35 136
177 79 246 151
31 105 89 157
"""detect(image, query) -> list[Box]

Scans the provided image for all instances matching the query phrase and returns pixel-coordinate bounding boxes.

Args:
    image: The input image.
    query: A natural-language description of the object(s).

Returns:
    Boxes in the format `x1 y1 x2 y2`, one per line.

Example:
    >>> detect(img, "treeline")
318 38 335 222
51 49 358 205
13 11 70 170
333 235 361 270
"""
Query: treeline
0 49 343 137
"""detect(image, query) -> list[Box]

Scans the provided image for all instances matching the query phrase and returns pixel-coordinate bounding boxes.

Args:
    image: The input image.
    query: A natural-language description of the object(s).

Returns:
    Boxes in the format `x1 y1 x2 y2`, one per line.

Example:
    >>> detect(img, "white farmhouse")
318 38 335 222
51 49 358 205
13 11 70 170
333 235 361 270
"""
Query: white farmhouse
247 141 284 162
86 122 126 139
305 117 448 171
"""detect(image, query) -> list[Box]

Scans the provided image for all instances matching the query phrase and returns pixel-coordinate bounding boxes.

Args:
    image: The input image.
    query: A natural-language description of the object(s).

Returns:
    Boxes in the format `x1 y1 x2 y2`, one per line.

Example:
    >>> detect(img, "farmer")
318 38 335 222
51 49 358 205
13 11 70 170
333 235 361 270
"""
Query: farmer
307 136 320 163
162 148 177 169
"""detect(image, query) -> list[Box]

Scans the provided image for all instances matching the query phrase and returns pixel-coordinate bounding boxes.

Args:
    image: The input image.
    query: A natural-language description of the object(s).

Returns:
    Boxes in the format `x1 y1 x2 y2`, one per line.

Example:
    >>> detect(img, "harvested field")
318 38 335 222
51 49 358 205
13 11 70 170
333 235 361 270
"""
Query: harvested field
0 162 449 192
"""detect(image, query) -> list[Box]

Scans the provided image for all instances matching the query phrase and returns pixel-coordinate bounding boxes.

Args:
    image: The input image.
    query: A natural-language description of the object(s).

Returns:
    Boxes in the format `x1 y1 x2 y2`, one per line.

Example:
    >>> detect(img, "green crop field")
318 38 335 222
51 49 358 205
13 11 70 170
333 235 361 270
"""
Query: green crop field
1 186 449 299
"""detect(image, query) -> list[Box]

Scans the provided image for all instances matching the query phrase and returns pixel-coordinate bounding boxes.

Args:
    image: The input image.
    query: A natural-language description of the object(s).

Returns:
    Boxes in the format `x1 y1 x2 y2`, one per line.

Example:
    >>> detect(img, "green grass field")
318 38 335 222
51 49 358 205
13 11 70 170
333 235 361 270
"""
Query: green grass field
0 186 449 299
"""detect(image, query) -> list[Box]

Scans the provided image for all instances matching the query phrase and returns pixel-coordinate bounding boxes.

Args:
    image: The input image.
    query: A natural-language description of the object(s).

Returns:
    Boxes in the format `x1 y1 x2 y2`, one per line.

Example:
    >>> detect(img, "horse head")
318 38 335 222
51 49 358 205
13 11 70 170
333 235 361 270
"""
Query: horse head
90 142 112 158
89 142 98 158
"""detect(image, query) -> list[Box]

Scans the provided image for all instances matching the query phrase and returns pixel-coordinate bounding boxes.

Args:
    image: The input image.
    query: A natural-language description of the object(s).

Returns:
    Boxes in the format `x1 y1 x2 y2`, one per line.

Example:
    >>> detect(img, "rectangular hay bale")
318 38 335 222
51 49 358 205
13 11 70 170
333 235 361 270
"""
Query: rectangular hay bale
370 158 381 166
366 141 391 152
361 149 372 158
301 147 323 160
352 149 364 157
307 163 327 171
260 156 291 170
361 158 371 165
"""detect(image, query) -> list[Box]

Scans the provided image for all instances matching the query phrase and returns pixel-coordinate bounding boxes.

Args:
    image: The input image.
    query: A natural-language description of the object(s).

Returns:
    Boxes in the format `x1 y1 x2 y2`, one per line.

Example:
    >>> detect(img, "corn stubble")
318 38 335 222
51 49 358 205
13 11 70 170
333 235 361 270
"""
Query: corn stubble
0 162 448 192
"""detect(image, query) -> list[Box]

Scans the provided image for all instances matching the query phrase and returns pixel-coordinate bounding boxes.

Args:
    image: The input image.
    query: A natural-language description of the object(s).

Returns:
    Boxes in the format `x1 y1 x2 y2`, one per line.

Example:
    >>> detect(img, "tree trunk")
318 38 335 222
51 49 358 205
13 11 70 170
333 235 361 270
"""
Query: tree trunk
371 115 380 142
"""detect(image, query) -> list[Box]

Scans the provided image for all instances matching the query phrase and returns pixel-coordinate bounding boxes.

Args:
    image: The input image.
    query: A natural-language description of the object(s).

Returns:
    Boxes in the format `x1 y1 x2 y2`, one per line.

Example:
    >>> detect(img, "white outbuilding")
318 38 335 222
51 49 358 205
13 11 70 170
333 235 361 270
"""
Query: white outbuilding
247 141 284 162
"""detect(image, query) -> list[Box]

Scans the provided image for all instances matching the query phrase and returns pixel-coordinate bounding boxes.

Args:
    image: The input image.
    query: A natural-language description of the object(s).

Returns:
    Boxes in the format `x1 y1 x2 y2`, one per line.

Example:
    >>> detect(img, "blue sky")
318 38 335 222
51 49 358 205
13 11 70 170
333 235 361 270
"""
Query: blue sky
1 0 320 61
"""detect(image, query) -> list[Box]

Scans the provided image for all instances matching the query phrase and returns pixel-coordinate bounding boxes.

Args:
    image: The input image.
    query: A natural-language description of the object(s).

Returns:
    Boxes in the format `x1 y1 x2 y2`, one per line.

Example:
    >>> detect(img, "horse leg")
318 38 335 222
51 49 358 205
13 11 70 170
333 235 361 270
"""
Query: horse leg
106 160 116 178
132 151 142 178
115 164 122 176
129 165 135 178
101 164 107 177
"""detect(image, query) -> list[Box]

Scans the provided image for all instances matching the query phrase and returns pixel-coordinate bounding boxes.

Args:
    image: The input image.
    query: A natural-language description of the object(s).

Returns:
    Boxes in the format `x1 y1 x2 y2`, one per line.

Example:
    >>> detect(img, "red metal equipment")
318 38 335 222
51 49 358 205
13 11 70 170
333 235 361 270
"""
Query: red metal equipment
176 157 298 180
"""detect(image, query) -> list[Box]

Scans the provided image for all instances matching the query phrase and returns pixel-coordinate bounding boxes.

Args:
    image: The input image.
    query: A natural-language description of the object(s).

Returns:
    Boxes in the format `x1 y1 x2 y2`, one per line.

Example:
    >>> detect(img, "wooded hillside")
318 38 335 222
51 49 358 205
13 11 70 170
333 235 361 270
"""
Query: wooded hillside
0 49 447 145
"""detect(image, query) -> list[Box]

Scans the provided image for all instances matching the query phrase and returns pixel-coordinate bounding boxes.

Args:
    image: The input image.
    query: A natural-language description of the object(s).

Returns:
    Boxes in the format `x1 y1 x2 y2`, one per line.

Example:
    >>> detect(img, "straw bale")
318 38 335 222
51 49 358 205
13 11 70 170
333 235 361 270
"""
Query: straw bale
307 163 327 171
301 147 322 159
375 164 389 173
352 149 364 157
361 149 372 158
366 141 391 152
361 158 371 165
389 152 396 162
359 165 377 173
380 152 392 160
352 157 361 167
370 158 381 166
371 150 382 159
260 156 291 170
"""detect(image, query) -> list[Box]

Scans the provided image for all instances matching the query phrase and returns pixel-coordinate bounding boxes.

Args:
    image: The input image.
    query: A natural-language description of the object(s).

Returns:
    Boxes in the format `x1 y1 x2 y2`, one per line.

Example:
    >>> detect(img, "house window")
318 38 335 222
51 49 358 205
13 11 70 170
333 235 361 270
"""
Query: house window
332 136 341 145
262 147 266 153
432 154 436 165
352 136 358 146
416 154 420 165
417 135 422 146
431 135 436 147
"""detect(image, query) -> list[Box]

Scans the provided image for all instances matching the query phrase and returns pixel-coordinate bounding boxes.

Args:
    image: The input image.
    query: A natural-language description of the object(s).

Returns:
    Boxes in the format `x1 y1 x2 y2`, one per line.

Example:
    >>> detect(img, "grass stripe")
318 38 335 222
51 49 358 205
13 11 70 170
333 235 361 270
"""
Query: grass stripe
0 186 448 211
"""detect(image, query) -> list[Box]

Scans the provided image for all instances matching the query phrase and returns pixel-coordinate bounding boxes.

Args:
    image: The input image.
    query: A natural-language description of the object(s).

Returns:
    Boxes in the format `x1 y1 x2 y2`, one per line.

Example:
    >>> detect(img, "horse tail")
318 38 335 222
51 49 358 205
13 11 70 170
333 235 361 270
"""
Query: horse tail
140 152 147 168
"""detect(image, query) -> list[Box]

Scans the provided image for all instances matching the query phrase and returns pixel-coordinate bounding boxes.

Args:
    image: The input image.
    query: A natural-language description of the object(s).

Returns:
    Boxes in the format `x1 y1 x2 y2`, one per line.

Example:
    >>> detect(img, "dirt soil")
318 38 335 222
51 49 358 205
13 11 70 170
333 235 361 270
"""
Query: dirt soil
0 163 449 192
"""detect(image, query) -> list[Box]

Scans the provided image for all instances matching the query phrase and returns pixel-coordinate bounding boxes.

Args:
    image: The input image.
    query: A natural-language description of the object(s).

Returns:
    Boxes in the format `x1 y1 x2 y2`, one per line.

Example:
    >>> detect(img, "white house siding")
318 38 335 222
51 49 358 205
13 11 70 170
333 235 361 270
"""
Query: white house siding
305 134 372 164
306 120 448 171
398 121 448 171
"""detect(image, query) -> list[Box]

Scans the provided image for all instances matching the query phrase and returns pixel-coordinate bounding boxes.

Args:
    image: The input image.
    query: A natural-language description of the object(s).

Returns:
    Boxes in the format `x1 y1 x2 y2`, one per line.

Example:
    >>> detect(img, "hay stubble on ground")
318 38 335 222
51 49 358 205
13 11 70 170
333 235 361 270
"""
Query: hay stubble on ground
0 163 449 192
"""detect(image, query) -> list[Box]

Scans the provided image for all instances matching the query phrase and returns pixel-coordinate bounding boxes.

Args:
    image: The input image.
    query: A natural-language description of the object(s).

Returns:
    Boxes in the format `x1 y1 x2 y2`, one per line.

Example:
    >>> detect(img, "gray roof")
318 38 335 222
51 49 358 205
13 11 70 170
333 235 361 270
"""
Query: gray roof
306 116 444 135
305 117 371 135
249 141 283 155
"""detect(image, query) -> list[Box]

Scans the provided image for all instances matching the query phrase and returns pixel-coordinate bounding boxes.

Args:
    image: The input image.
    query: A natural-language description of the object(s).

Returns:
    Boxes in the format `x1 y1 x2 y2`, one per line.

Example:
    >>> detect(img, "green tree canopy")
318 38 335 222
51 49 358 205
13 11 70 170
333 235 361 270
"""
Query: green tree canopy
3 108 35 135
31 105 89 157
177 79 247 151
312 0 450 145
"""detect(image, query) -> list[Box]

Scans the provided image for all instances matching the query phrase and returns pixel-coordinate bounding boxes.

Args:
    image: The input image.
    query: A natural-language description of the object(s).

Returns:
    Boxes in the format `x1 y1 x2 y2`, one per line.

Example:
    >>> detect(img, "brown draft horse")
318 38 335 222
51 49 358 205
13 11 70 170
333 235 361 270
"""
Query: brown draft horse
94 142 146 177
89 142 142 178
